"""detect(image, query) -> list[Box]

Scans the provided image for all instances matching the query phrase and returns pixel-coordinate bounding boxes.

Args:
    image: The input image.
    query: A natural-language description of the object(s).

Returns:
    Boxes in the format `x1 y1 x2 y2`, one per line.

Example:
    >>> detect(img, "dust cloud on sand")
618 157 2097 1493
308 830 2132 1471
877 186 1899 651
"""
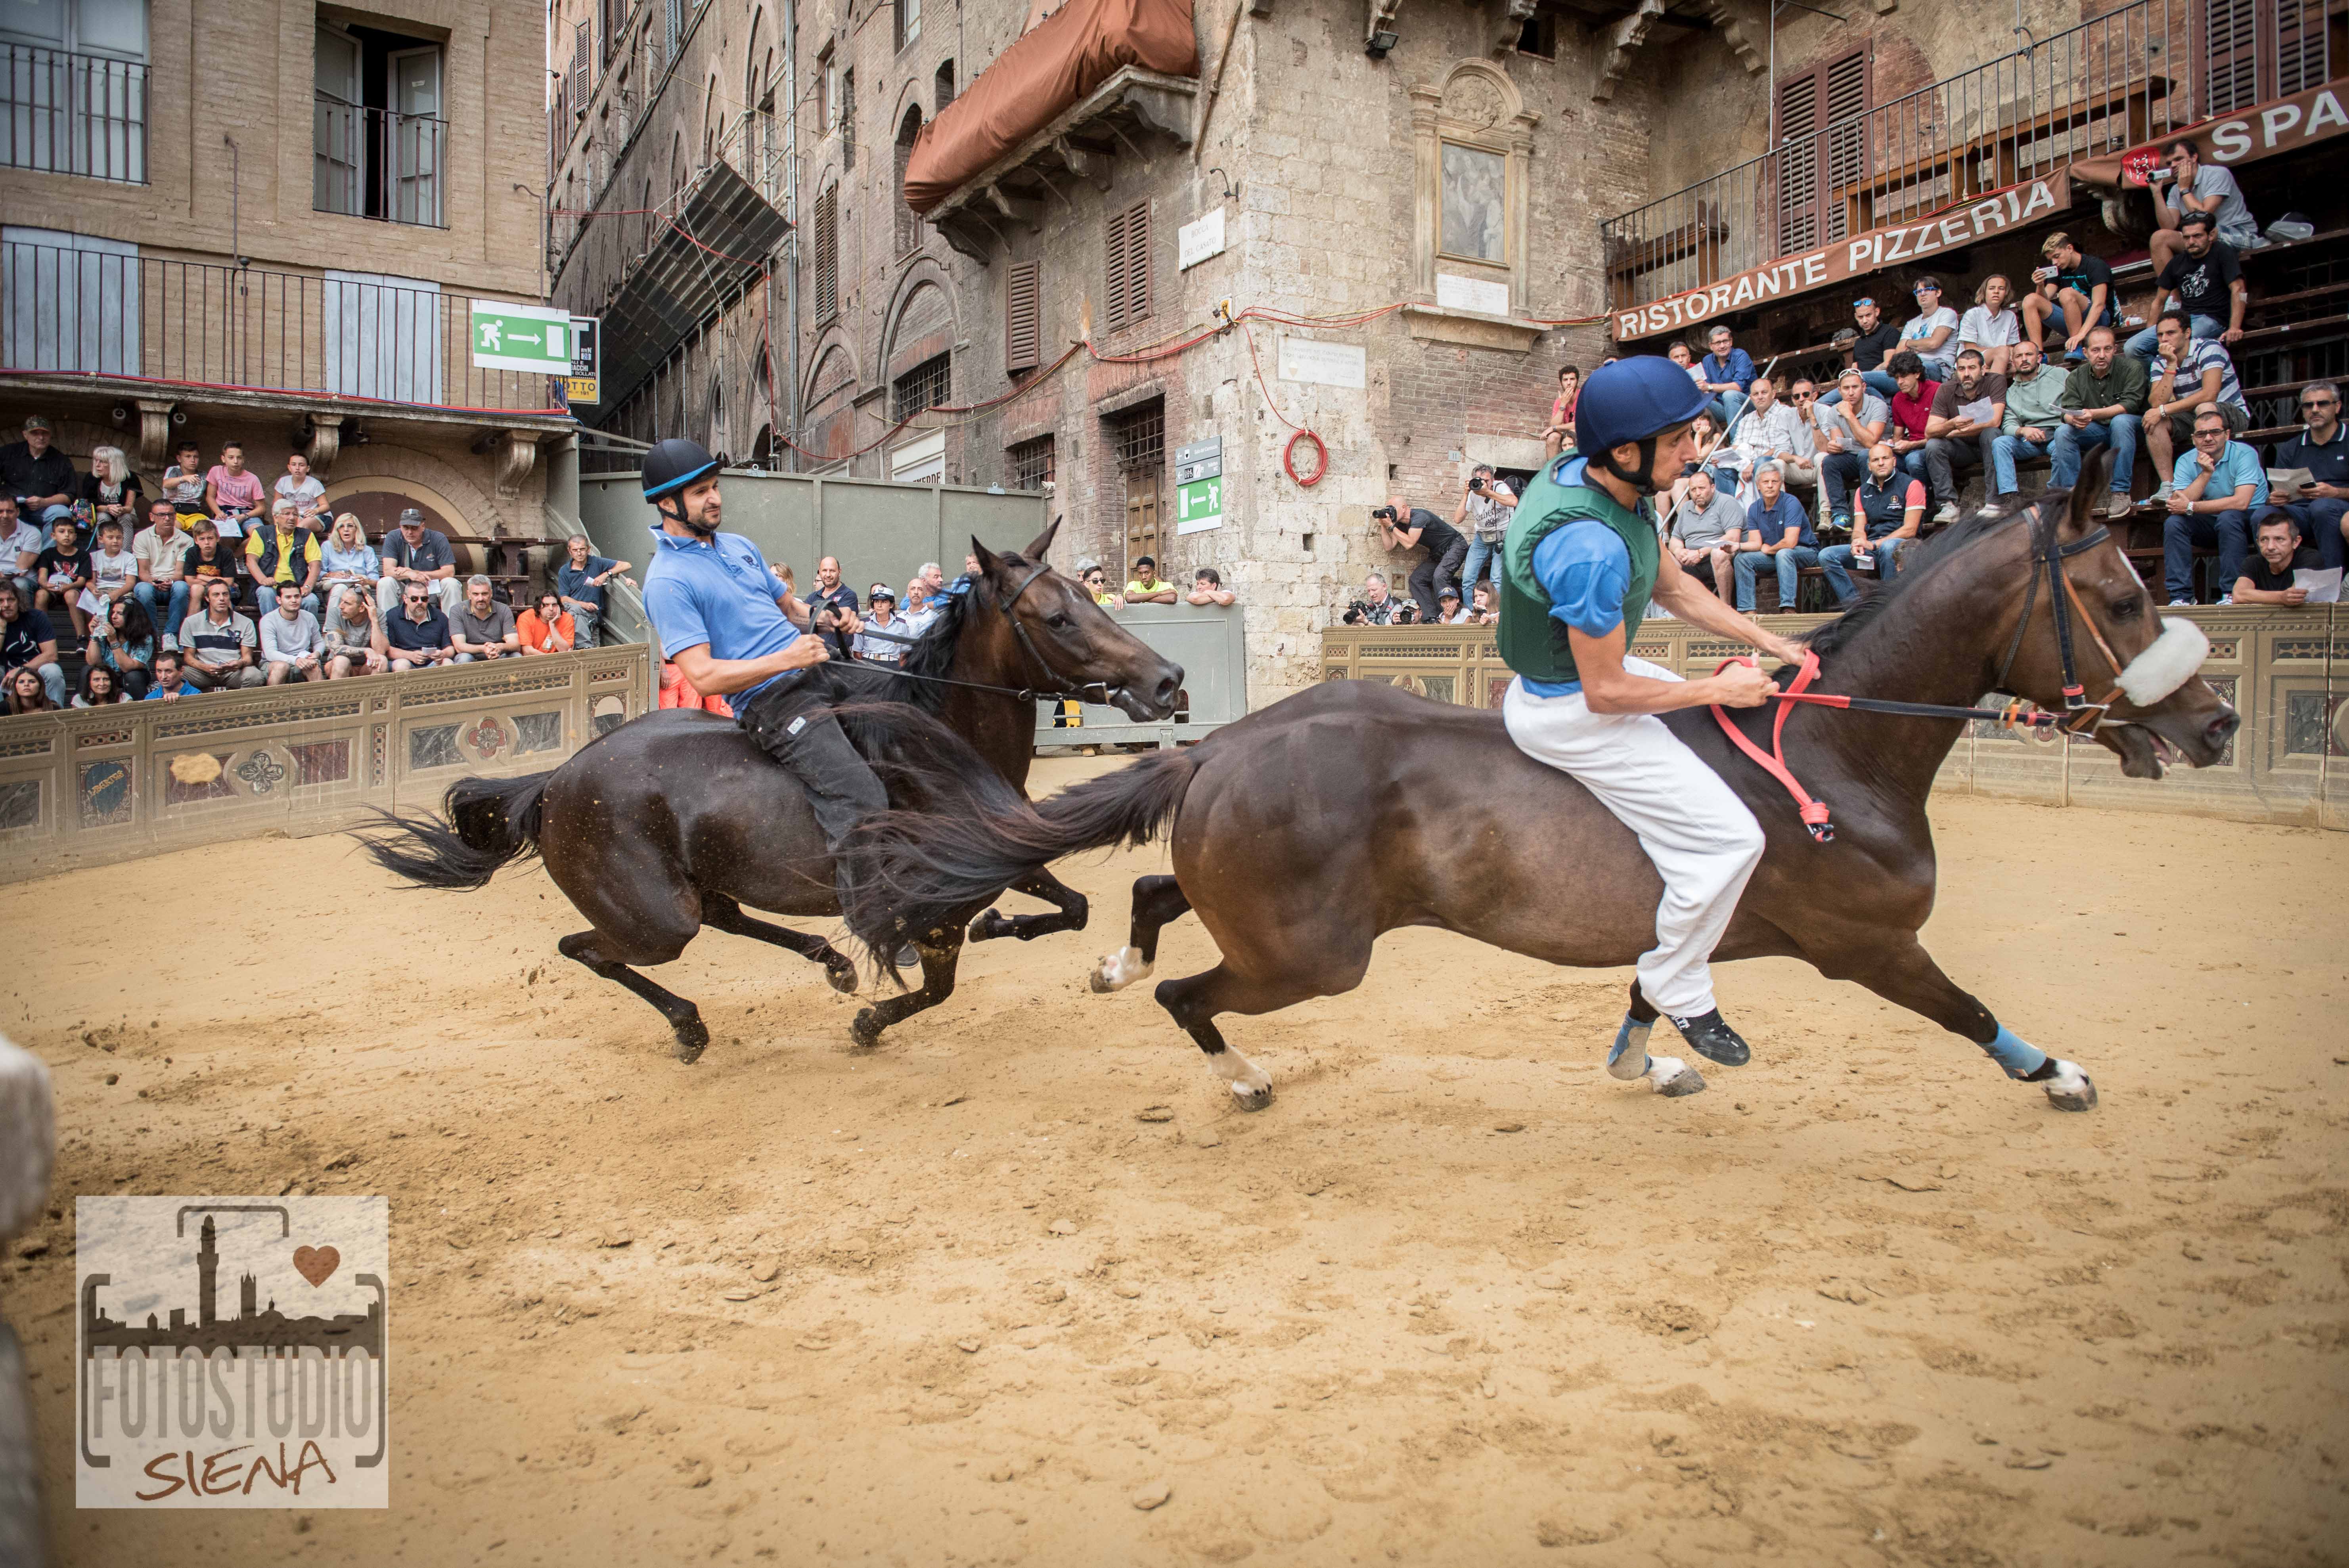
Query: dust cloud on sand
4 764 2345 1564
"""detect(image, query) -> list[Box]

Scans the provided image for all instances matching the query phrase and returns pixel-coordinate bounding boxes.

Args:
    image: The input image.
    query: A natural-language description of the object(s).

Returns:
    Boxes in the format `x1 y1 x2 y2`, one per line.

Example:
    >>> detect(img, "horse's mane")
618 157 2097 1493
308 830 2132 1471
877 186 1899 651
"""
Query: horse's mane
872 572 980 715
1801 489 2055 665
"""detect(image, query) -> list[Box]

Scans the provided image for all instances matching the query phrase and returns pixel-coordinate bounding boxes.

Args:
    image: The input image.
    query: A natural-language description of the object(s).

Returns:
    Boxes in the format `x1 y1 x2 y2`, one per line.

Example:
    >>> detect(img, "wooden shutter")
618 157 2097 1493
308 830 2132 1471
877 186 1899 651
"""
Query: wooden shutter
1775 73 1821 254
2203 0 2260 114
841 71 856 170
813 185 839 323
1006 261 1041 374
572 22 590 109
1822 50 1868 241
2276 0 2329 95
1105 201 1151 333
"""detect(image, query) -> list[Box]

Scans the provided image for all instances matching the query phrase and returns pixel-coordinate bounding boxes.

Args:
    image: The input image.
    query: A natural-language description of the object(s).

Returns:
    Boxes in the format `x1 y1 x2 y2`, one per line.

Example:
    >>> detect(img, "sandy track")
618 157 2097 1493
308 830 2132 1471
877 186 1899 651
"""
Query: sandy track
4 764 2345 1566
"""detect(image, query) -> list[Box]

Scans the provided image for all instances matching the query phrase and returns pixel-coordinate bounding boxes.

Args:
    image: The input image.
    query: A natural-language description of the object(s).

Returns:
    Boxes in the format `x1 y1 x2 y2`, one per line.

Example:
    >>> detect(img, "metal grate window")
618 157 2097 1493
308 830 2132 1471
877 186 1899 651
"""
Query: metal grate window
1007 434 1055 492
1106 400 1163 473
892 352 950 422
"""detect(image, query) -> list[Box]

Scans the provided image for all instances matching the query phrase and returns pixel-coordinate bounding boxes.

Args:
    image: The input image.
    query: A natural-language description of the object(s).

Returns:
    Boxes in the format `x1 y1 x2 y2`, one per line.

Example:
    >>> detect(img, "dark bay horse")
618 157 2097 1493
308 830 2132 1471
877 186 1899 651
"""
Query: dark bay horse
361 524 1182 1060
839 459 2237 1115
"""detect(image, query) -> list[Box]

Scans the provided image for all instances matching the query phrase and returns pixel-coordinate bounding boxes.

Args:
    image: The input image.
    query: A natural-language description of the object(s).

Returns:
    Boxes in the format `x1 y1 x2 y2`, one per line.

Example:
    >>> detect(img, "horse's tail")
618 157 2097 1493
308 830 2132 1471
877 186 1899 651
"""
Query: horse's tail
359 772 553 891
839 747 1198 952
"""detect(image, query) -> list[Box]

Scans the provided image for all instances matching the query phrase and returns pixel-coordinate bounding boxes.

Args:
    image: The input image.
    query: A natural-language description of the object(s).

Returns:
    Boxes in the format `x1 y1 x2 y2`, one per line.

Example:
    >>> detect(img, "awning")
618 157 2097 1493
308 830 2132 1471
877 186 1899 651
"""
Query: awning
1612 172 2074 343
2073 80 2349 189
903 0 1198 215
595 159 789 411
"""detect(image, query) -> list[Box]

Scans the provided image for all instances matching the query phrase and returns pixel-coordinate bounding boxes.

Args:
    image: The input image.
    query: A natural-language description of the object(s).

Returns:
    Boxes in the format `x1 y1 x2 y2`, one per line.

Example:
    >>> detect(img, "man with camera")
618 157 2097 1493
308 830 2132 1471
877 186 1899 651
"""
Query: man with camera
1454 464 1518 602
1340 571 1415 625
1373 492 1466 623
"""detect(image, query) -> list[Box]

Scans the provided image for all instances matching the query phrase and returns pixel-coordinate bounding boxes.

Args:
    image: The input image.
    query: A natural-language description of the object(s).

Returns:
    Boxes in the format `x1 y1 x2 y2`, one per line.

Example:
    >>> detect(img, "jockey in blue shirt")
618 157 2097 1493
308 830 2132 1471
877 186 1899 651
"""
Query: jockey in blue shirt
637 439 887 911
1497 357 1809 1079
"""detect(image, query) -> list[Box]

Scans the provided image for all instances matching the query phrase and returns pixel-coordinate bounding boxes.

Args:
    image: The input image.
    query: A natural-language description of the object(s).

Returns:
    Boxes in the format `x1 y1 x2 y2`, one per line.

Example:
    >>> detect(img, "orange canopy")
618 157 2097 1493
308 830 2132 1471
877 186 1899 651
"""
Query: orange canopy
903 0 1198 215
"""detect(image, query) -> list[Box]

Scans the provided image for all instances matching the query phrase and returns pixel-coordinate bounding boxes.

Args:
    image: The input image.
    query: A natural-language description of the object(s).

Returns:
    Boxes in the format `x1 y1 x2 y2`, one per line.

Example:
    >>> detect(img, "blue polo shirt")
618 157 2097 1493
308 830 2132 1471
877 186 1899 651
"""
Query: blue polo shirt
2170 440 2269 508
1745 490 1815 548
640 527 803 703
2273 422 2349 490
1701 347 1756 391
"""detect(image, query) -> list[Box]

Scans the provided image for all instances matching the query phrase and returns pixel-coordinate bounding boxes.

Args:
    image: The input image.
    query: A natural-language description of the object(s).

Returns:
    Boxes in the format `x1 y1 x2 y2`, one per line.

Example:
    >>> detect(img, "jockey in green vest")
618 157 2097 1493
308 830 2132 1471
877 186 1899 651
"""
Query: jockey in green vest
1499 356 1808 1084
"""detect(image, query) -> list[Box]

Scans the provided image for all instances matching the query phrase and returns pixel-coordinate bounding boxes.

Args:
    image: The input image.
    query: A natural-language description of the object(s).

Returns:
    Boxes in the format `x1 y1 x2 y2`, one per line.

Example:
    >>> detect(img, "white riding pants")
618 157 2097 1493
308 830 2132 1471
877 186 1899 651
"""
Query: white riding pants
1502 661 1766 1016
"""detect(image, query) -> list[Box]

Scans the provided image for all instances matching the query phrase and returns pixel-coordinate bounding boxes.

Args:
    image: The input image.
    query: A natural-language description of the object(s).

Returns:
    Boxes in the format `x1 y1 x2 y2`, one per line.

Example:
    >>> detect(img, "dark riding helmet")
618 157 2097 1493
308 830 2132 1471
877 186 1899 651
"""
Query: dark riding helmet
1572 356 1710 496
641 438 723 502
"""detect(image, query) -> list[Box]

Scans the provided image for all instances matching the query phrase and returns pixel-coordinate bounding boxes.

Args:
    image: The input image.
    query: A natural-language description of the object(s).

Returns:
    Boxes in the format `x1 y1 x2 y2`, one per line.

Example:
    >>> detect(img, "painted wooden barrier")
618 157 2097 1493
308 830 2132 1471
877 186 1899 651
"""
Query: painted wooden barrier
0 645 653 882
1320 607 2348 831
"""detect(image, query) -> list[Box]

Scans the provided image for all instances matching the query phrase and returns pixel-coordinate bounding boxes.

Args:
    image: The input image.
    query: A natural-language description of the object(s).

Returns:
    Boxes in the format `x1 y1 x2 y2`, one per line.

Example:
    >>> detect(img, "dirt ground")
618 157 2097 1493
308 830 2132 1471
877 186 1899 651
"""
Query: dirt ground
4 763 2346 1566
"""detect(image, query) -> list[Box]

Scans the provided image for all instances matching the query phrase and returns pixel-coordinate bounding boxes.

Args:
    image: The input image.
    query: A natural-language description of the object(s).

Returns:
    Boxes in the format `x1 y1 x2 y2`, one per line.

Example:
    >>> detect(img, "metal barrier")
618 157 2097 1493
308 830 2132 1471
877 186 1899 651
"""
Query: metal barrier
1323 607 2347 831
0 645 652 883
1035 602 1248 749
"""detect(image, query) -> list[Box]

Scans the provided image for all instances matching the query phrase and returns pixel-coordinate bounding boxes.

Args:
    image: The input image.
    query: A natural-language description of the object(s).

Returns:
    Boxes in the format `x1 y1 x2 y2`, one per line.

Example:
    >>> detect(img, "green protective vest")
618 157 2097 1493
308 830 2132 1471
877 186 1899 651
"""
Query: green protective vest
1498 458 1660 687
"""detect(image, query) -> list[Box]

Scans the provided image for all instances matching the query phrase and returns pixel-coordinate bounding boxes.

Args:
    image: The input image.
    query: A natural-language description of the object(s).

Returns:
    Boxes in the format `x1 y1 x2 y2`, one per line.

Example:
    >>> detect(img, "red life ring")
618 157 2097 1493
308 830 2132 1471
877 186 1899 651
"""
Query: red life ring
1283 429 1327 486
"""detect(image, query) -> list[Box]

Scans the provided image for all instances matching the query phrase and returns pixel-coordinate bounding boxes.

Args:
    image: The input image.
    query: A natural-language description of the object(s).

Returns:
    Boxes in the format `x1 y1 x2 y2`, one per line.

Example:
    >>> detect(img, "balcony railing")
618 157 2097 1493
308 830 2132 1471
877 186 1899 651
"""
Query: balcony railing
1600 0 2333 311
0 42 147 185
0 242 567 415
314 100 446 228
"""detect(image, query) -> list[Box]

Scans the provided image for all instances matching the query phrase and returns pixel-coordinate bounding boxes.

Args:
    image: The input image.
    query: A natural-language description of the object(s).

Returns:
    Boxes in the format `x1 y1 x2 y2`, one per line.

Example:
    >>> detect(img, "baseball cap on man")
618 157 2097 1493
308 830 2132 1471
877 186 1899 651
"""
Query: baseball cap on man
21 415 50 432
397 507 426 527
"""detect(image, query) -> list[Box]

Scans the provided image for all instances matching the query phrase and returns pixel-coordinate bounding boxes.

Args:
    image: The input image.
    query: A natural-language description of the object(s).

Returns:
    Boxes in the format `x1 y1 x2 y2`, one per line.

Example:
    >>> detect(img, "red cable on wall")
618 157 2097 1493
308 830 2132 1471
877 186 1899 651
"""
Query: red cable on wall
1283 429 1327 486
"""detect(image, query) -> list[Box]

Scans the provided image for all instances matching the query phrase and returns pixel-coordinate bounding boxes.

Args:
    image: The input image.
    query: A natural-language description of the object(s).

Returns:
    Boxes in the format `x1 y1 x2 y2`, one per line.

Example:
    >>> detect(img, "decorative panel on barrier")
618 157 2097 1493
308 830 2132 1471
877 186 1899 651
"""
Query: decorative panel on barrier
0 646 652 881
1322 607 2345 830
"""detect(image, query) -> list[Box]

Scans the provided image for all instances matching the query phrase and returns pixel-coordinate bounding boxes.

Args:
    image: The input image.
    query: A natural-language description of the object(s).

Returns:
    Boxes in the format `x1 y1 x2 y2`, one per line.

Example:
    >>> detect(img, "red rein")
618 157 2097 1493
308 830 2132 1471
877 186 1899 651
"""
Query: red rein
1710 650 1837 844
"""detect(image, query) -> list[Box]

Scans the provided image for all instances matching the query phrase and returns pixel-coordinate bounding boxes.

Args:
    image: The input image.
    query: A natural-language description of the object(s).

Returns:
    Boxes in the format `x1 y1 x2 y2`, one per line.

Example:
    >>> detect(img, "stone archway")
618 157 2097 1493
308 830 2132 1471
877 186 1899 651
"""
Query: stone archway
320 474 473 540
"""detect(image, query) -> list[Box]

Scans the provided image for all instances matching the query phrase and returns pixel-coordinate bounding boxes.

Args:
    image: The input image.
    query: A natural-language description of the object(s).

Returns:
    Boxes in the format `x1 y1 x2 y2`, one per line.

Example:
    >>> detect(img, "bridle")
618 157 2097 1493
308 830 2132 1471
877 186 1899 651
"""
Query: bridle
1990 507 2133 736
840 559 1120 706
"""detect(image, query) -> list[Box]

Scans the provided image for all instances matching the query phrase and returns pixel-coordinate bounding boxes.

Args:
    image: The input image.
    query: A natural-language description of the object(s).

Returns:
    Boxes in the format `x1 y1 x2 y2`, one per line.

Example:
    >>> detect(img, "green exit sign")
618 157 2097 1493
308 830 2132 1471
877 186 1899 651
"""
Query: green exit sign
469 302 573 373
1176 475 1223 536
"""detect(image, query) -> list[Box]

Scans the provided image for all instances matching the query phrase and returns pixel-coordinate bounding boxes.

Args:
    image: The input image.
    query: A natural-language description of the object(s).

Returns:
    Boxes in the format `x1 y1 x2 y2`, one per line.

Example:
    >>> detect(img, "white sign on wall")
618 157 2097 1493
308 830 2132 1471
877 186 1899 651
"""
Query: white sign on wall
1436 271 1512 318
1277 335 1366 389
1178 207 1226 271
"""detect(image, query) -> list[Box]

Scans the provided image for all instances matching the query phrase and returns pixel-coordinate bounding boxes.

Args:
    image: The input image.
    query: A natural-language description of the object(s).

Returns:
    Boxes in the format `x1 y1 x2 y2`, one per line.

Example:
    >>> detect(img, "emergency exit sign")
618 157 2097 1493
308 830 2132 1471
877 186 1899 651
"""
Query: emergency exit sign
1176 475 1223 535
470 302 573 374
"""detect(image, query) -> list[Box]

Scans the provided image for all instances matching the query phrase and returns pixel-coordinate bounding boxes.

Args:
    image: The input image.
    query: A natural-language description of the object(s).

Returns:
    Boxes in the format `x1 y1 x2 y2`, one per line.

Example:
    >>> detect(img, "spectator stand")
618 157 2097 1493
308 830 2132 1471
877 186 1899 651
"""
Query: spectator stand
0 644 651 882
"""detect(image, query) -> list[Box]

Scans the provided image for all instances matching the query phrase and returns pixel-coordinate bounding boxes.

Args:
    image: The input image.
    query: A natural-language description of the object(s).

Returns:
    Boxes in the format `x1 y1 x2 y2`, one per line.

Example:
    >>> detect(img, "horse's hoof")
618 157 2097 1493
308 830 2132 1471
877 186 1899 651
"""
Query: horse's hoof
1648 1056 1706 1098
850 1008 883 1049
824 960 858 995
968 909 1009 942
673 1017 709 1064
1230 1081 1273 1112
1090 946 1151 994
2044 1064 2098 1112
893 943 921 972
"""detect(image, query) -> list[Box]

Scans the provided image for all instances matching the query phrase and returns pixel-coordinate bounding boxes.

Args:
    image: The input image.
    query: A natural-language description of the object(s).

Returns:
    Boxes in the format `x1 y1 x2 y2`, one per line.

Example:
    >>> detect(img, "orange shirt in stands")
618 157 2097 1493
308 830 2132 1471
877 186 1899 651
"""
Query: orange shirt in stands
517 609 574 653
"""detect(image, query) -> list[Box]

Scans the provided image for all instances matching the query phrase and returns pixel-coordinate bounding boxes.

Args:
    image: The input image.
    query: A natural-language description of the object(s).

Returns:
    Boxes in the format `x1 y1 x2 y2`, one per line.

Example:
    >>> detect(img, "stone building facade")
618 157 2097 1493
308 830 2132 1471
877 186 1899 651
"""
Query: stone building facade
0 0 565 543
548 0 2092 698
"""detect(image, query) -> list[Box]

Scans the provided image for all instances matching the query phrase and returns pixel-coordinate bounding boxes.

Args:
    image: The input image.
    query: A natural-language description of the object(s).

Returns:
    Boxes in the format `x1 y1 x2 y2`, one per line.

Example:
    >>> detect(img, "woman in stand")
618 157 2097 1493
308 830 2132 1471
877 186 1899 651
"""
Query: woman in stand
72 664 129 706
1959 274 2022 375
4 665 56 714
318 513 381 622
78 446 144 534
86 595 158 698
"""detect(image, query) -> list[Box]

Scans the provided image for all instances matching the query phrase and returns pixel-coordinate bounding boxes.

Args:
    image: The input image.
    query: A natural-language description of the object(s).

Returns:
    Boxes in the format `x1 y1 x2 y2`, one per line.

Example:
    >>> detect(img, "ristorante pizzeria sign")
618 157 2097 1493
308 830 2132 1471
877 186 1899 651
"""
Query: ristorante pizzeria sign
1612 171 2071 342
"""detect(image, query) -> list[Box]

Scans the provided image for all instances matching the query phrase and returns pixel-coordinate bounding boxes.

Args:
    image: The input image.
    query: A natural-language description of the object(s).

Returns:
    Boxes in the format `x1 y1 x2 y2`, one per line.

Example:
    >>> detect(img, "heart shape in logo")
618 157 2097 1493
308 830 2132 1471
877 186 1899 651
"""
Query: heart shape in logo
293 1245 340 1287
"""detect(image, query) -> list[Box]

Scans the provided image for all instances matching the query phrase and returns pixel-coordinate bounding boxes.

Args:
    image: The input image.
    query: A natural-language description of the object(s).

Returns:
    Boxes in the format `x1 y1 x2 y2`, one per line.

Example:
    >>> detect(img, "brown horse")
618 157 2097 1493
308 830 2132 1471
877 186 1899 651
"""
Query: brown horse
838 457 2237 1115
362 524 1182 1059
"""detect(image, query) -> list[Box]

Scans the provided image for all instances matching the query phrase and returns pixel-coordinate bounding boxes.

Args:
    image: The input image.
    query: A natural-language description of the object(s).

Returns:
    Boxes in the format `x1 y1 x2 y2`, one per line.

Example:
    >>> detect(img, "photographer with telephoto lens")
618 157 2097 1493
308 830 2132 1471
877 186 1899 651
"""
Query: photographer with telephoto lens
1373 492 1466 622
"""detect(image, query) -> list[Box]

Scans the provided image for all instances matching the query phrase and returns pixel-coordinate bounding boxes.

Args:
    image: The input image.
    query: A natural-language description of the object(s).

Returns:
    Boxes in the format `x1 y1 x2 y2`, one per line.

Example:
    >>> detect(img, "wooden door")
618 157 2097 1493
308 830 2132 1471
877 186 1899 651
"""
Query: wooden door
1124 470 1159 576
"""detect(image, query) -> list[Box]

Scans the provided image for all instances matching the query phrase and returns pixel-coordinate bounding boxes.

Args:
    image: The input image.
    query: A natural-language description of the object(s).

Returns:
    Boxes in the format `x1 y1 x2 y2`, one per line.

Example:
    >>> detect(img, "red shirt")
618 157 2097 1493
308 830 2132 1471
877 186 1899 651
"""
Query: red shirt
1888 381 1938 442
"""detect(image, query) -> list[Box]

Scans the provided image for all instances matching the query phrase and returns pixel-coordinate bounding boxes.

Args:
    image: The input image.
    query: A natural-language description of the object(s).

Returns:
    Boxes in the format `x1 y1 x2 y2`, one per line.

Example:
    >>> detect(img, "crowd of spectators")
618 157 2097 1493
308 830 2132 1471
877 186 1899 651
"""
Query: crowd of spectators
0 419 643 712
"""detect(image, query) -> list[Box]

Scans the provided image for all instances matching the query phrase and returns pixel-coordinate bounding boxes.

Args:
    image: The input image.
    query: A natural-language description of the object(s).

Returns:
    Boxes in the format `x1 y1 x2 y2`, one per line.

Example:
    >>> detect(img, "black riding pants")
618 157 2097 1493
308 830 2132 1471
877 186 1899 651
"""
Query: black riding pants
1408 537 1468 623
735 672 890 895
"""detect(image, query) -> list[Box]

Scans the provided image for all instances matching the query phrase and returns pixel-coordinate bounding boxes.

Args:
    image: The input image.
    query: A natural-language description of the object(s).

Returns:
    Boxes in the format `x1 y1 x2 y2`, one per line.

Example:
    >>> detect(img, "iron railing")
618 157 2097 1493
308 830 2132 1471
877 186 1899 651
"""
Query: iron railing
0 242 567 414
313 100 447 228
0 42 147 185
1600 0 2334 311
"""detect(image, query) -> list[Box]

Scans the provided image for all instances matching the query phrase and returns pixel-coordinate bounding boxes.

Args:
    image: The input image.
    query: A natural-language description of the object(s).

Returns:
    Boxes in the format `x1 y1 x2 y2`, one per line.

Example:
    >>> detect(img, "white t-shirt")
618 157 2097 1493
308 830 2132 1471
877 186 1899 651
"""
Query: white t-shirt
1901 307 1960 357
275 474 326 515
87 546 139 595
1959 305 2020 348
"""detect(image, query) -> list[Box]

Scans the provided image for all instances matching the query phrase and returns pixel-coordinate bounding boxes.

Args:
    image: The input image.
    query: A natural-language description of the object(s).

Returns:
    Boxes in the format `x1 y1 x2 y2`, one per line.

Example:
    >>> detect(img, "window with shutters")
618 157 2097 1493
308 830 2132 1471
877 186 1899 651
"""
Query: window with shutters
892 352 950 421
2204 0 2259 114
1005 260 1042 375
812 184 839 324
816 46 834 131
1775 48 1868 254
1007 434 1055 492
571 21 590 110
2275 0 2330 96
602 0 625 62
894 106 924 255
1104 201 1152 334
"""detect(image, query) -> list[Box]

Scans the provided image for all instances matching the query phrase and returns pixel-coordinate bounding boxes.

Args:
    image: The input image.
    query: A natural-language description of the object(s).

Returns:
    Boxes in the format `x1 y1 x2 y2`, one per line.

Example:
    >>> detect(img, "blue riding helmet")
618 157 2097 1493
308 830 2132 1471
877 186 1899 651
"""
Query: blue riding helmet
641 438 723 501
1573 356 1711 494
